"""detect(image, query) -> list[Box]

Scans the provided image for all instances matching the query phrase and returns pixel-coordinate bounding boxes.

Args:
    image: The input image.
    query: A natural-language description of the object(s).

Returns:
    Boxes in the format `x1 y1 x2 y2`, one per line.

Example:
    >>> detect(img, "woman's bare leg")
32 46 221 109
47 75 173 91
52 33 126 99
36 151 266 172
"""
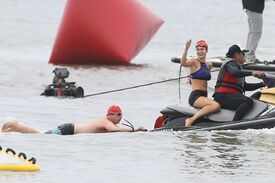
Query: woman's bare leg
185 97 220 126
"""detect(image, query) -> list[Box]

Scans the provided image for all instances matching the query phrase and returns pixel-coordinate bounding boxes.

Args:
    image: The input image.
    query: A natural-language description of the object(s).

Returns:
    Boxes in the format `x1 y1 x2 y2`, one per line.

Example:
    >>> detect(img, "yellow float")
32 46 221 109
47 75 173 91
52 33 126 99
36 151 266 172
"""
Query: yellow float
0 146 40 171
260 88 275 105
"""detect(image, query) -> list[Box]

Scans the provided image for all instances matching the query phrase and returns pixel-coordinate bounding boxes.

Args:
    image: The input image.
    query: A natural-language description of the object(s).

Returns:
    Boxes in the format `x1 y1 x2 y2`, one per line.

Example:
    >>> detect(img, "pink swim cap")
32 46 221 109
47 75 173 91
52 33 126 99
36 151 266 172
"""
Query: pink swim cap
196 40 208 50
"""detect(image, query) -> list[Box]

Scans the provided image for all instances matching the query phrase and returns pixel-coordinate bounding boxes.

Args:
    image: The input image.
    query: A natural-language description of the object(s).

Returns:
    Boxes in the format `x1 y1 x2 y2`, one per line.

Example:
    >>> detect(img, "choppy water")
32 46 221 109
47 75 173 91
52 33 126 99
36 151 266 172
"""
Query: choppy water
1 0 275 182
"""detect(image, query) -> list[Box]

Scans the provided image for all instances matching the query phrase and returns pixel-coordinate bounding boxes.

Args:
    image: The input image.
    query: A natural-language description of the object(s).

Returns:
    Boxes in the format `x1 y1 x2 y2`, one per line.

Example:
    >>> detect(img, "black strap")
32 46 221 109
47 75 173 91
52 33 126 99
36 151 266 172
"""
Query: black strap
28 157 36 164
18 152 27 160
6 148 16 155
122 119 135 132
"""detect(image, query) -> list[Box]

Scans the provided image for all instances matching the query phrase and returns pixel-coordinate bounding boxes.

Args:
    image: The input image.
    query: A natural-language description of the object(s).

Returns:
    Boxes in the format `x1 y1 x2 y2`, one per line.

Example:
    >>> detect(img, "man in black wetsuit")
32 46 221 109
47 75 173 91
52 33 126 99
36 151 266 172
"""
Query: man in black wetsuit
213 45 266 121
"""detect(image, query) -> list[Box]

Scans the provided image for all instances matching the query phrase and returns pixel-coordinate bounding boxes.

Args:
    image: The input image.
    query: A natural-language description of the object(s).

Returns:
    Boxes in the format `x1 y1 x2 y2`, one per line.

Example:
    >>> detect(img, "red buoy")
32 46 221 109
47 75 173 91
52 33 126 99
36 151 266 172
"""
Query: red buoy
49 0 164 65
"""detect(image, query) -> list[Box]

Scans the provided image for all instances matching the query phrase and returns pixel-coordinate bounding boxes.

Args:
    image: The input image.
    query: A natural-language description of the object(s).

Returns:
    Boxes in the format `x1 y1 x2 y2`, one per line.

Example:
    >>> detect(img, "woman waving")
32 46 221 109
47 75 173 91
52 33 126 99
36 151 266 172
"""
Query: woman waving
180 39 220 126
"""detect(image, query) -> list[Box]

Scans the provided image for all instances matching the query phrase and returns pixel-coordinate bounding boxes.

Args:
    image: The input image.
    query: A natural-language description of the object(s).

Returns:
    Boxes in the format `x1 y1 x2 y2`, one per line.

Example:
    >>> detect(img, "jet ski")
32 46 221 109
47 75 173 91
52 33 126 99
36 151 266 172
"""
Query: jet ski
153 74 275 132
41 68 84 98
152 100 275 132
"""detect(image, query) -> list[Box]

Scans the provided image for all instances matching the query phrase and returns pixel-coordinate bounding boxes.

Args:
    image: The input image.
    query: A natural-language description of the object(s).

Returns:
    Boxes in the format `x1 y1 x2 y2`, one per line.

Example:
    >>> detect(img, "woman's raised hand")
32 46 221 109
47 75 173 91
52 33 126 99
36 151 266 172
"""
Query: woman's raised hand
185 39 192 49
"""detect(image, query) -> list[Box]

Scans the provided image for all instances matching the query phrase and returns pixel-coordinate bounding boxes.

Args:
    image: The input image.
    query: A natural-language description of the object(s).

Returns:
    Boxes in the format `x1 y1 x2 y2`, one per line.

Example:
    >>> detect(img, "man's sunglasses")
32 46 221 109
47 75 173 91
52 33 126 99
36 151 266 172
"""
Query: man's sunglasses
110 113 122 116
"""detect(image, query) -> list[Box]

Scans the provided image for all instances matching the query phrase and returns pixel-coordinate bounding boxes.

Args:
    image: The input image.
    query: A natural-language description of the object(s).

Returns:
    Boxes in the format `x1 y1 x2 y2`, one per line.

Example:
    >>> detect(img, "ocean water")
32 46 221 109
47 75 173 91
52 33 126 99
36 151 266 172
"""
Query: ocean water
1 0 275 182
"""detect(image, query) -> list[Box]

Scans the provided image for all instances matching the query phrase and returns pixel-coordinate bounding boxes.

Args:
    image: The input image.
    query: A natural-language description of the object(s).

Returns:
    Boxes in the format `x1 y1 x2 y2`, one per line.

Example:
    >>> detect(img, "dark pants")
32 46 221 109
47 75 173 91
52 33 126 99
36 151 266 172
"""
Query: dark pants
213 93 253 121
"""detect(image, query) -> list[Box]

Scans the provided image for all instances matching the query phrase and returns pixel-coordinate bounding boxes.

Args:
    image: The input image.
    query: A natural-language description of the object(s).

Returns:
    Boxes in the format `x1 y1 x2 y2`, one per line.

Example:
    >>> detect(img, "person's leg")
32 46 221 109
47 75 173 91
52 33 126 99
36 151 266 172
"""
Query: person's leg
185 97 220 126
214 93 243 110
214 93 253 121
1 121 40 133
246 11 252 52
233 97 253 121
245 10 263 62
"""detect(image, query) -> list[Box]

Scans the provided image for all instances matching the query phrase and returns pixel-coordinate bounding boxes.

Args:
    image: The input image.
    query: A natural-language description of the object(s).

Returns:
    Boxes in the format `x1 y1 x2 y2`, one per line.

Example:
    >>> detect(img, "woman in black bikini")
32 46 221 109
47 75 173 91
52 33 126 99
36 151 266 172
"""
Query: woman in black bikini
180 39 220 126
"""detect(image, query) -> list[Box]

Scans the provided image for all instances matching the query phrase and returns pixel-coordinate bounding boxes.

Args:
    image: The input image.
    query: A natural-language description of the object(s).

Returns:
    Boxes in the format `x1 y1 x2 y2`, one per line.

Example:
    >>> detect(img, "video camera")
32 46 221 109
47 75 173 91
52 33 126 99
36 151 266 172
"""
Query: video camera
41 68 84 98
52 68 70 86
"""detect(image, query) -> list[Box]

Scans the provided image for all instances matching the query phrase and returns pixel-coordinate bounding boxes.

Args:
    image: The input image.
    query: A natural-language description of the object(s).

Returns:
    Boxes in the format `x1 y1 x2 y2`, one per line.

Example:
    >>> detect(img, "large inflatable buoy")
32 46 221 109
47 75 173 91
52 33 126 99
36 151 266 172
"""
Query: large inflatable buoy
0 146 40 172
49 0 164 65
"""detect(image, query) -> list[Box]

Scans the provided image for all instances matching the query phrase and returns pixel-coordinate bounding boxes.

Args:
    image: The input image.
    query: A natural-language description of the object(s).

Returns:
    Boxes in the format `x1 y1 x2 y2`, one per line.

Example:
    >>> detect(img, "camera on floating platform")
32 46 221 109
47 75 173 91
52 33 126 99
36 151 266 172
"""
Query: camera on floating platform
52 67 69 86
41 68 84 98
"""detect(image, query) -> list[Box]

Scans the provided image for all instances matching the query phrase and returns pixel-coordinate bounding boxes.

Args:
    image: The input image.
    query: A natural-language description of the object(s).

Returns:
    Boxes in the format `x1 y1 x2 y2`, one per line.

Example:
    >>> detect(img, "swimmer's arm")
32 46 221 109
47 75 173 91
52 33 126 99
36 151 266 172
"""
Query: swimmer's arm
104 123 147 132
104 122 133 132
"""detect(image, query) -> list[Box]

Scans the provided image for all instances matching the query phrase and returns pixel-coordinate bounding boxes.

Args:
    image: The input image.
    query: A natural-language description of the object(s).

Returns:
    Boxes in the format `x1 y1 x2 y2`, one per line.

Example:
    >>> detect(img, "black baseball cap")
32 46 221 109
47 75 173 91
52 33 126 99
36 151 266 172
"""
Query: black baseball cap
226 45 249 58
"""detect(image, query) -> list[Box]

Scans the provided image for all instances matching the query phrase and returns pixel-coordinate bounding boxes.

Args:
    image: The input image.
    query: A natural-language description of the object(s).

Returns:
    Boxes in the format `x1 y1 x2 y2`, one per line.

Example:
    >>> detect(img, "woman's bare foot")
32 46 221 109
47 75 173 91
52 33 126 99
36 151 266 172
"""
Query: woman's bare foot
185 118 193 127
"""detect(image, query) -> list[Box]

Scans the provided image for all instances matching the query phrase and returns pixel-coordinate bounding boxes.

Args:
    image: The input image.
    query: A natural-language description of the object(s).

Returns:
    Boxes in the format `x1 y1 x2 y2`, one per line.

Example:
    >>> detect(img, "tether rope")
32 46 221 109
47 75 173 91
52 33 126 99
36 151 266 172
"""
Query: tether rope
178 64 183 101
83 69 220 98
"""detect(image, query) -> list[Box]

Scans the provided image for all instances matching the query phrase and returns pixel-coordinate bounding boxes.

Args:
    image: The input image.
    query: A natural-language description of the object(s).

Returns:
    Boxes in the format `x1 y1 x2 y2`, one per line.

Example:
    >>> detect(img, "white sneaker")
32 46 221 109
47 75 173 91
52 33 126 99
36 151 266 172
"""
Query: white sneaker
245 54 258 64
